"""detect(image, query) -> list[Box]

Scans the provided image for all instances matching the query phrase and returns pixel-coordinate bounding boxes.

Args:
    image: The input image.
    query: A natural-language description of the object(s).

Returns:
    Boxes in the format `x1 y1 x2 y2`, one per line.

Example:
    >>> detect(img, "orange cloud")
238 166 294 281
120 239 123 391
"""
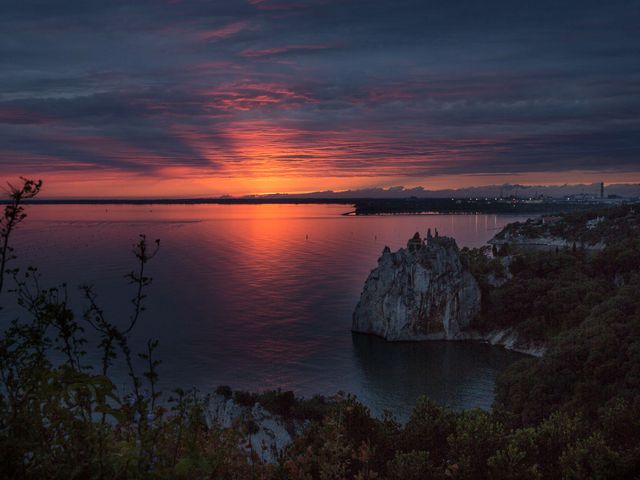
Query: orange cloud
240 44 333 57
196 20 252 41
200 82 315 111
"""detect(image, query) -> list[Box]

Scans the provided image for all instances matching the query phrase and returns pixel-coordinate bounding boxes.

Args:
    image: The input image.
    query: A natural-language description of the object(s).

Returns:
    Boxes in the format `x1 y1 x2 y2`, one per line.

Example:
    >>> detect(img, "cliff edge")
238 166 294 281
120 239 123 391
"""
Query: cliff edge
352 231 481 340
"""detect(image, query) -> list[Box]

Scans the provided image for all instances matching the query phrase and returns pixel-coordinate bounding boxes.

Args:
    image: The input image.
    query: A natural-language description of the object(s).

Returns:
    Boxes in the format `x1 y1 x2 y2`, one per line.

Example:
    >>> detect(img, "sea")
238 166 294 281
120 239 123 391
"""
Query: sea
2 203 529 420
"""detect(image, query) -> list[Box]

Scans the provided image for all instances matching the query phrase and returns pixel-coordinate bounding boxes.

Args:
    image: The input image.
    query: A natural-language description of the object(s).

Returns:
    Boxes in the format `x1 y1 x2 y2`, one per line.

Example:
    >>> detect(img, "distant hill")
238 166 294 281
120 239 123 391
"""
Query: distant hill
248 183 640 200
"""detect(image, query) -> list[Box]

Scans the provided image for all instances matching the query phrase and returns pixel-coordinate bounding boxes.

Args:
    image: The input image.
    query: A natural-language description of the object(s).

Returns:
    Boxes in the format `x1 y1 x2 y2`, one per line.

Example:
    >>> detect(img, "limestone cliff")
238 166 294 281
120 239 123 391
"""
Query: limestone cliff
352 231 481 340
210 394 305 463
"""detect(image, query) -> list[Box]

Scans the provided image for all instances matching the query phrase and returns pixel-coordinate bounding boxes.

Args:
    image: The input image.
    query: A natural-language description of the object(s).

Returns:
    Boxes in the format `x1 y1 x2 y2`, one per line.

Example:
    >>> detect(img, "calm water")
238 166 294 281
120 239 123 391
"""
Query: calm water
3 204 528 419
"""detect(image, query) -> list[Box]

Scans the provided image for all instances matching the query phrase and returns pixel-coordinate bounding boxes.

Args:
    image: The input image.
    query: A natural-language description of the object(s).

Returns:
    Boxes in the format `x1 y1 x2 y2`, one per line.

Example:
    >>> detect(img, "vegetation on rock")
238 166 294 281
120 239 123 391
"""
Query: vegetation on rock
493 204 640 247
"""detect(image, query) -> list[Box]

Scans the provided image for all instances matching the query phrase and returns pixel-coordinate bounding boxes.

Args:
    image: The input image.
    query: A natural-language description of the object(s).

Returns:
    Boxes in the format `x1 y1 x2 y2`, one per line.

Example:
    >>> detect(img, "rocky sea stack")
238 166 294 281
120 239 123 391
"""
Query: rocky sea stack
352 230 481 340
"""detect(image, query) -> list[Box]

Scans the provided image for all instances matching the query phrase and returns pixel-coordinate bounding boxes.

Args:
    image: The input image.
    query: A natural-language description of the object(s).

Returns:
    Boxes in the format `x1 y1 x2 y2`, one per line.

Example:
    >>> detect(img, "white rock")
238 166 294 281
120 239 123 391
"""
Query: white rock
209 394 303 463
458 329 545 357
352 233 481 340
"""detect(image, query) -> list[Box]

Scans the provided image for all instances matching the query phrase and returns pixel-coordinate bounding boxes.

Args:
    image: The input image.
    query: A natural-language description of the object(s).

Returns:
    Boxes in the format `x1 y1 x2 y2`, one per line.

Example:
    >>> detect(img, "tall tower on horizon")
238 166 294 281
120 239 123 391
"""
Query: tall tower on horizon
600 182 605 199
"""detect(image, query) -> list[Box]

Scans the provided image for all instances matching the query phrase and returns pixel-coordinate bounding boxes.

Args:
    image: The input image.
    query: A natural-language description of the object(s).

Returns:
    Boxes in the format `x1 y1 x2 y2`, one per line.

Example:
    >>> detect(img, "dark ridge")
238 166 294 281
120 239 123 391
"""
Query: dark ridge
352 198 636 215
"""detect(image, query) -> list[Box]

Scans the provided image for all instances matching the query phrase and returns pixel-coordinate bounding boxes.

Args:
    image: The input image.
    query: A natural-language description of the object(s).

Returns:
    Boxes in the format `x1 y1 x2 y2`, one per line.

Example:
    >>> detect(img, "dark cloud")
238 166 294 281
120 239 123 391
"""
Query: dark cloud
1 0 639 190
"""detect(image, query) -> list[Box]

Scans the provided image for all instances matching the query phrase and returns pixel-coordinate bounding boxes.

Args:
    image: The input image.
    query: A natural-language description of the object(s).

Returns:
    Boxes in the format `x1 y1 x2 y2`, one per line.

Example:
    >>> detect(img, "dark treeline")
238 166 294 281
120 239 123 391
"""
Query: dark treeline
353 198 630 215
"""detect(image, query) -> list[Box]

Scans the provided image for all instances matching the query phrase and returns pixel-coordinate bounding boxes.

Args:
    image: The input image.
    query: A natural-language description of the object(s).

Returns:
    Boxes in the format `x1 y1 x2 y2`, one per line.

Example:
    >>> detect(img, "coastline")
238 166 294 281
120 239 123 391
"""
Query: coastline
353 330 544 358
459 329 545 357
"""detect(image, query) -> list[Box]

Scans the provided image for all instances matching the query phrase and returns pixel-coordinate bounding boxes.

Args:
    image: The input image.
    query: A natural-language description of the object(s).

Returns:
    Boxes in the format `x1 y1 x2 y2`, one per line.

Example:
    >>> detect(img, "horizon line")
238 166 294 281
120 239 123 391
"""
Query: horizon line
5 180 639 203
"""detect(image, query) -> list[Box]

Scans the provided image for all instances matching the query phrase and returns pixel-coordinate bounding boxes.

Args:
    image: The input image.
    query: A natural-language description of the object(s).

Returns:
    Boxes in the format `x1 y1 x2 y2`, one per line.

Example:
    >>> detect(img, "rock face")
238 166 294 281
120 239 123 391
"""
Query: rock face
352 232 481 340
210 394 304 463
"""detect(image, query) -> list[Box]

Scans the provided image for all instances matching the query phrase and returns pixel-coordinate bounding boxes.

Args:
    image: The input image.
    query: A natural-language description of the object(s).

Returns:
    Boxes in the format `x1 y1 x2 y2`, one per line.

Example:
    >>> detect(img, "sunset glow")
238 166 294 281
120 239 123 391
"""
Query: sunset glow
1 0 639 197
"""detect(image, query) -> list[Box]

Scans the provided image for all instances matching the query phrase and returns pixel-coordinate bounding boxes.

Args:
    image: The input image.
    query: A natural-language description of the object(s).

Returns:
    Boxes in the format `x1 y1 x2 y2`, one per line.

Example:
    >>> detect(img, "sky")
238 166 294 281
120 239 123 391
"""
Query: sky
1 0 639 198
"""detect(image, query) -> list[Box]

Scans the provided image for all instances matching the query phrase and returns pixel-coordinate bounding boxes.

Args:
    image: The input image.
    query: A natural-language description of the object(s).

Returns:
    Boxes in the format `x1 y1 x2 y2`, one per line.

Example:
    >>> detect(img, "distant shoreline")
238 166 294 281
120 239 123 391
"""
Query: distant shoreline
6 196 634 216
6 197 358 205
